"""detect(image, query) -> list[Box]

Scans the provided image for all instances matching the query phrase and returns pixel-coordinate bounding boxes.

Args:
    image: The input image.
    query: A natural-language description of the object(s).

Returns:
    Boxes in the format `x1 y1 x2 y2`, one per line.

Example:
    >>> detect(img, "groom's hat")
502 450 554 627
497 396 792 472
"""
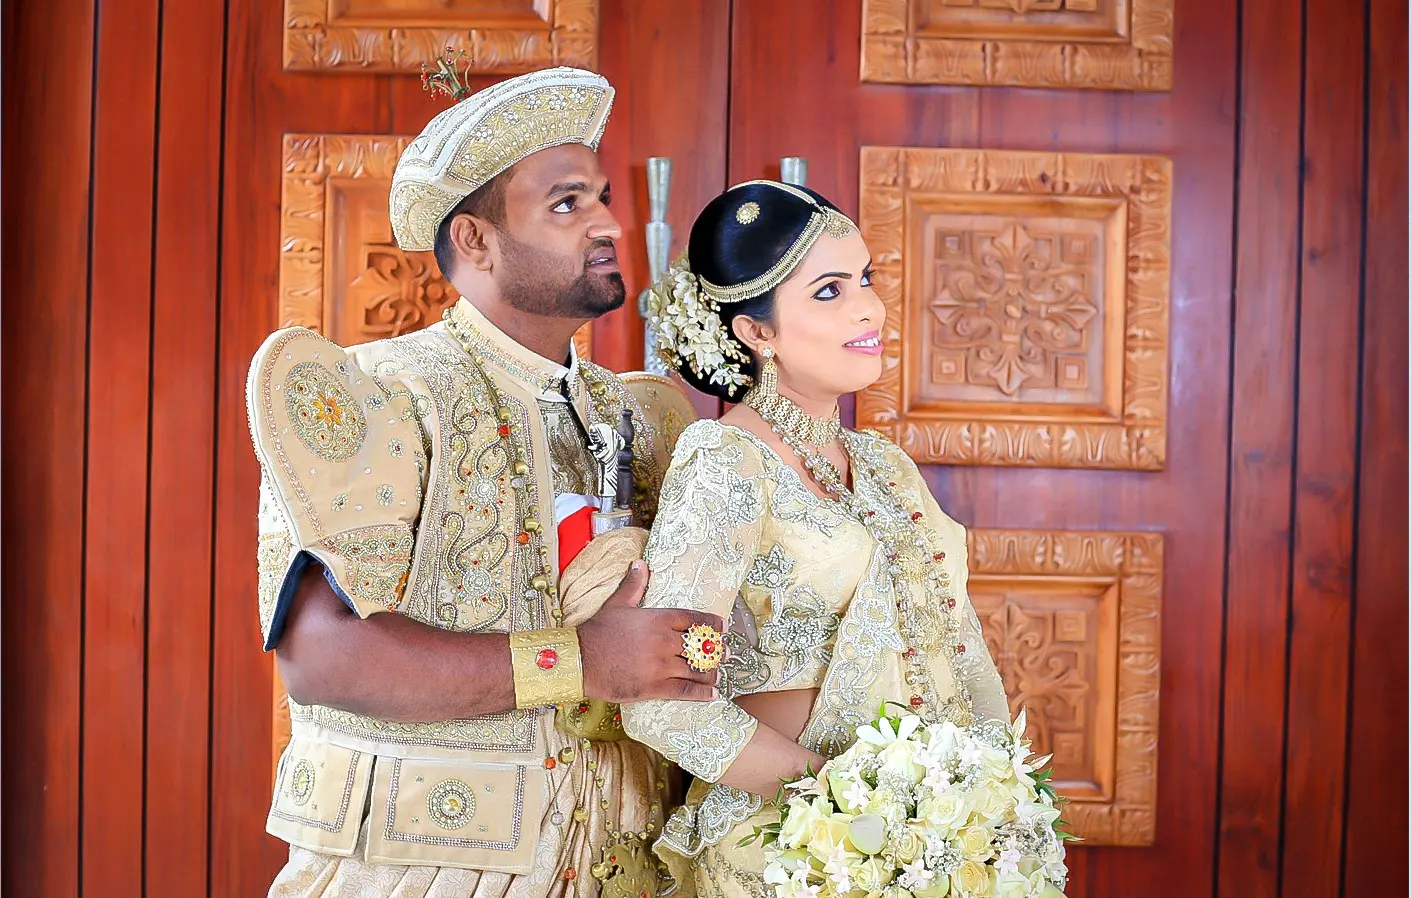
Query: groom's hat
389 65 615 252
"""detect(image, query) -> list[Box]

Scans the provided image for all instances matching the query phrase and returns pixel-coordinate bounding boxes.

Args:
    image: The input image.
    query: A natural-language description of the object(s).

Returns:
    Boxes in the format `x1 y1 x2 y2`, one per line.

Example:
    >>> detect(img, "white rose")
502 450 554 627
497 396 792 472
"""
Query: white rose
878 739 928 785
958 826 996 862
992 869 1035 898
980 744 1014 781
919 792 970 832
954 861 995 897
779 796 828 849
866 788 906 822
853 857 895 892
927 721 963 756
805 814 853 862
972 782 1013 822
892 825 926 864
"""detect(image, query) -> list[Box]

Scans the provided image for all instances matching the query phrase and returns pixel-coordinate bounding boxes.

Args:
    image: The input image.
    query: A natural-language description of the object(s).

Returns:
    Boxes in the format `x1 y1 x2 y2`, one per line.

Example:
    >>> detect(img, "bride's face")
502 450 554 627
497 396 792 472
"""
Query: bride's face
740 230 886 399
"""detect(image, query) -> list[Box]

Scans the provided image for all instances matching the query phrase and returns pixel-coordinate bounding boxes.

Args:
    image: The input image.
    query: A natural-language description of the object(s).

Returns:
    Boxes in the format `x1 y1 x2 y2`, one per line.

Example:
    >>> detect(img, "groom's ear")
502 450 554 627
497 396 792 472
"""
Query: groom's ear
449 214 495 272
731 315 775 354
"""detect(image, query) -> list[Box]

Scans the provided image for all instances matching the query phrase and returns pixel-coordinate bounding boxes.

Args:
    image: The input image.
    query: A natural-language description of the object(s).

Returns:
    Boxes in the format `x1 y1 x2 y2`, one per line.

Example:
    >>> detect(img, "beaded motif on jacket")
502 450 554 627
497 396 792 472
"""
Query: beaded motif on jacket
364 328 546 635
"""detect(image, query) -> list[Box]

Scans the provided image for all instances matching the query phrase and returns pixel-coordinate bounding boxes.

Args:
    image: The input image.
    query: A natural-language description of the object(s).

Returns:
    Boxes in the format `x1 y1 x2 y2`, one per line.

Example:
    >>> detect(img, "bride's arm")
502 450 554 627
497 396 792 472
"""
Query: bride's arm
620 424 823 795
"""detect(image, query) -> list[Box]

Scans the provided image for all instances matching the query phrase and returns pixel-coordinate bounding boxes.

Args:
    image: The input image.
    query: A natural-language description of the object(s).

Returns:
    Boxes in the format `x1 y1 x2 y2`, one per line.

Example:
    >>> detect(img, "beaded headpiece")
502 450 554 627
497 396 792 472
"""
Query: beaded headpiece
389 64 615 252
645 180 858 394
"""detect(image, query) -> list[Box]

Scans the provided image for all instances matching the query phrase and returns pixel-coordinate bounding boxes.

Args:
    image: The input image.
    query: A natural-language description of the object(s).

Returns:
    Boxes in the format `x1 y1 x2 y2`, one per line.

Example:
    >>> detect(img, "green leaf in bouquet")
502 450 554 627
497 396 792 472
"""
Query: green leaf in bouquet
1054 817 1083 843
737 822 782 849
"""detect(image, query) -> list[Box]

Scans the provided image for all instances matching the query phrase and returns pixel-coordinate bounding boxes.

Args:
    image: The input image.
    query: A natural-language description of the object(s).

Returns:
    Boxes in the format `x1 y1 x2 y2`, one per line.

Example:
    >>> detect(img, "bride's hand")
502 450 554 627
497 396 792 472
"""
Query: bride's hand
578 561 724 703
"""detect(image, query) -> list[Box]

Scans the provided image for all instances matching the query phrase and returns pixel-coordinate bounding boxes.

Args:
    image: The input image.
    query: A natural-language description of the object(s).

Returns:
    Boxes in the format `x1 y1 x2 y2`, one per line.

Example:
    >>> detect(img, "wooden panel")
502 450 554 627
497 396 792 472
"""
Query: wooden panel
1344 0 1410 892
969 529 1162 846
143 0 228 893
280 133 442 343
1216 0 1303 893
284 0 598 73
82 0 161 892
861 0 1173 91
858 146 1170 470
1279 0 1364 892
0 0 97 894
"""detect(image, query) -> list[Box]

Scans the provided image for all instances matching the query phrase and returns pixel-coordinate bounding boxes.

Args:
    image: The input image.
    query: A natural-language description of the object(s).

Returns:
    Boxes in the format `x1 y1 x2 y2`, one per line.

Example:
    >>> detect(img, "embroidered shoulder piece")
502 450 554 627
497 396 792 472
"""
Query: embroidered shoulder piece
247 327 428 649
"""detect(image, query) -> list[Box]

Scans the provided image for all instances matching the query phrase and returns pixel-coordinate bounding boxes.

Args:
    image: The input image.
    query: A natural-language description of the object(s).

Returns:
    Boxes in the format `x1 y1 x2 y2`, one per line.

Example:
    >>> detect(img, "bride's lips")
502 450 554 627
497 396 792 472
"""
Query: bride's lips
585 245 620 275
843 329 883 356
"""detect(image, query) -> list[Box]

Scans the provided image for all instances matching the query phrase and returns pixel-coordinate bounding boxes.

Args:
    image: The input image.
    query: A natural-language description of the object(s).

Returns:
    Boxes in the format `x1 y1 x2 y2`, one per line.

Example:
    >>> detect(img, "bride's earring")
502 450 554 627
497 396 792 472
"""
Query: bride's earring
758 346 779 398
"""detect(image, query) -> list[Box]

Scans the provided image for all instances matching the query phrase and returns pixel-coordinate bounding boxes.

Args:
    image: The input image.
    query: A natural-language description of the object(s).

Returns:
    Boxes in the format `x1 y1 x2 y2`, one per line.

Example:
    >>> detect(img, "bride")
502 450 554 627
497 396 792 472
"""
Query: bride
619 180 1013 894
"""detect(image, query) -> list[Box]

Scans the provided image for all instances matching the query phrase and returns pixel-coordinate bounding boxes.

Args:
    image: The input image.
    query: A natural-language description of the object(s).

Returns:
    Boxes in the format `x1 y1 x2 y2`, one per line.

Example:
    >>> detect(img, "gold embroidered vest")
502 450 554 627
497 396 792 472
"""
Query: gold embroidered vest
248 299 669 874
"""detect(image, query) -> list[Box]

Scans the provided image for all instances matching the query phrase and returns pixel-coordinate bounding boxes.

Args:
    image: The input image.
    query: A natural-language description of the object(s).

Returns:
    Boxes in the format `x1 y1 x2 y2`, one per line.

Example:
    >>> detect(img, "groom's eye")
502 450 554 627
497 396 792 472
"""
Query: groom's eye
552 196 578 213
813 281 842 300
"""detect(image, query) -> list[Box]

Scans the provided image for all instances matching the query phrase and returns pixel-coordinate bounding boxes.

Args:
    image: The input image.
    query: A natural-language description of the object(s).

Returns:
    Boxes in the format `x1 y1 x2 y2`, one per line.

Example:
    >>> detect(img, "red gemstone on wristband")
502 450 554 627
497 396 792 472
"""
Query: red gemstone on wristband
536 649 559 670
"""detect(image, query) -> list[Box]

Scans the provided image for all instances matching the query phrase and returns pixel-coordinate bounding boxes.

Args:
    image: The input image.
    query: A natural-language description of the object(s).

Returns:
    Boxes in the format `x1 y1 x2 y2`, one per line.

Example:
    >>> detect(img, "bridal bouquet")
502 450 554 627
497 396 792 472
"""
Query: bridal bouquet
745 708 1074 898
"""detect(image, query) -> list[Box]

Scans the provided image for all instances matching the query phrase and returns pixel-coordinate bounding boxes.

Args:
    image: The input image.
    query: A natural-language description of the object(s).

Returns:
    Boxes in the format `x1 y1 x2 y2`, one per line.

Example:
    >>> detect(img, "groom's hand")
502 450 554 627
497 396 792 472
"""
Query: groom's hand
578 560 723 703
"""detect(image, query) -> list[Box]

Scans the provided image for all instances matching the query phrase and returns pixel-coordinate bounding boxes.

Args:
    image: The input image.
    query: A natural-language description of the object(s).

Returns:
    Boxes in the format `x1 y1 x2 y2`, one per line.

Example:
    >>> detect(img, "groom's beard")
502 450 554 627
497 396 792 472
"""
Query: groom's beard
498 233 626 319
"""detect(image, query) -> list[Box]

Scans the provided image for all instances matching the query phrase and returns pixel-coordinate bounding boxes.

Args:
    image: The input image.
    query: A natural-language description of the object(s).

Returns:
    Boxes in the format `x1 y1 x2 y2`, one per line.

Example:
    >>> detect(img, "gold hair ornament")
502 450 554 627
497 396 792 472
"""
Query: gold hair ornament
696 180 857 304
421 47 476 102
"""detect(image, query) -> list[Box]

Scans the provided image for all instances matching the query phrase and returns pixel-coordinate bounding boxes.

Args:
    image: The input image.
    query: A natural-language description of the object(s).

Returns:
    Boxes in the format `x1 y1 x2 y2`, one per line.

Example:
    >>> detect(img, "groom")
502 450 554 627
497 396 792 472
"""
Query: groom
248 65 722 896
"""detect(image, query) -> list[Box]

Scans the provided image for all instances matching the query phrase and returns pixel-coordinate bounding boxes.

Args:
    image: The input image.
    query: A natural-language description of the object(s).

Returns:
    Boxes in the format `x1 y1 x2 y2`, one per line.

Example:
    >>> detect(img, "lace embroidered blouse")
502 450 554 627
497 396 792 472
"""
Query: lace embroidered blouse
620 419 1010 786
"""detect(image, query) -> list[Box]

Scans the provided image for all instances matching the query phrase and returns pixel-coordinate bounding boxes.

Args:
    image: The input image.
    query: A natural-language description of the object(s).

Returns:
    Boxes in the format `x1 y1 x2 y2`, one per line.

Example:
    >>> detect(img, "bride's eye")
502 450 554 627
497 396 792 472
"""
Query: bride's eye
860 268 875 287
813 282 842 301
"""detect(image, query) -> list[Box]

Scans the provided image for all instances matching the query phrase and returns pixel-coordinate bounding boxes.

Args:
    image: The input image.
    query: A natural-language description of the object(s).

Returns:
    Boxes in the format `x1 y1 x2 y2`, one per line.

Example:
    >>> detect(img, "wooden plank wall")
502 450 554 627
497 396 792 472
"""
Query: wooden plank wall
2 0 1404 895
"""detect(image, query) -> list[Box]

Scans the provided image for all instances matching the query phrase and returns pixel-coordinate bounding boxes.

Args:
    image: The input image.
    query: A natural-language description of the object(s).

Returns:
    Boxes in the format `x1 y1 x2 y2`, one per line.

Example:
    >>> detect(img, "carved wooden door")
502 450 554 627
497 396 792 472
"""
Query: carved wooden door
723 0 1224 893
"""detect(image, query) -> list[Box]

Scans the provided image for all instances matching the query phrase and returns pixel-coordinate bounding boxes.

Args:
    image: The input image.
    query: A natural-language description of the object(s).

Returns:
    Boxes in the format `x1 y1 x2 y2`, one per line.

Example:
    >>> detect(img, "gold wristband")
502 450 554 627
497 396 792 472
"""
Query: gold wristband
509 628 584 709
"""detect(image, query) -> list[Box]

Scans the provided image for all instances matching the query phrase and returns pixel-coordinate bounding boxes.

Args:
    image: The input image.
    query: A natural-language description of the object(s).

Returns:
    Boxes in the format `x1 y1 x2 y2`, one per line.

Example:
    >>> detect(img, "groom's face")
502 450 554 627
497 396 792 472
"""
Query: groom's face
490 144 627 320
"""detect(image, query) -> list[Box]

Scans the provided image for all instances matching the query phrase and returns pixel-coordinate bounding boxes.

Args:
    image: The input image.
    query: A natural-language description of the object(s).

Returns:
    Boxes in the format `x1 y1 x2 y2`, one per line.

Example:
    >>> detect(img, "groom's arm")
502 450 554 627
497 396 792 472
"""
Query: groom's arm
276 560 721 722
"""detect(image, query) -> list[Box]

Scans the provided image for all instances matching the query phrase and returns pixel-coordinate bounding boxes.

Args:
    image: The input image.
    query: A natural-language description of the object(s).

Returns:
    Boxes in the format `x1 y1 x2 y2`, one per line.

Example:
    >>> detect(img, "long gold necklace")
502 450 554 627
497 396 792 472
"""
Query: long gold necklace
442 309 668 894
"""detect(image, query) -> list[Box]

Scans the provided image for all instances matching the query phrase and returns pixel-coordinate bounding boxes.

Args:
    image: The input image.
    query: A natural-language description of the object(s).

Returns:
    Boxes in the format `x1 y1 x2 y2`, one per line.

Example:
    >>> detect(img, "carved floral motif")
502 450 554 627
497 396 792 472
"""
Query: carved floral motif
968 528 1163 846
861 0 1173 91
284 0 599 74
930 221 1099 396
857 146 1170 470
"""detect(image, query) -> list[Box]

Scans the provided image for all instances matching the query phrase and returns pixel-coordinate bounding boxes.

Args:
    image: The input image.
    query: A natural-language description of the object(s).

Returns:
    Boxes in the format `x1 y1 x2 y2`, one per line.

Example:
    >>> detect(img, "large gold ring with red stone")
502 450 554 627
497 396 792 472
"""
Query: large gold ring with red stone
681 623 725 672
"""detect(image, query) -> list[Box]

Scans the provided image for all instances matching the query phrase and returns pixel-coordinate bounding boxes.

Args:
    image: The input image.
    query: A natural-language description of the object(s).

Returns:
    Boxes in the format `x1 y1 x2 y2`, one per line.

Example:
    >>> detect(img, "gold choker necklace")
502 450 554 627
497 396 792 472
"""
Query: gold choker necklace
742 386 841 446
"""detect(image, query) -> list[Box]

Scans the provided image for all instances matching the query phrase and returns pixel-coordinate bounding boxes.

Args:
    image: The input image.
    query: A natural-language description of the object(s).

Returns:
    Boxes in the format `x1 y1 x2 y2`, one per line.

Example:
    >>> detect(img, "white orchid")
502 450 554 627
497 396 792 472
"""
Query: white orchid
823 844 856 892
842 776 872 811
996 846 1023 876
857 713 923 748
900 858 935 890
